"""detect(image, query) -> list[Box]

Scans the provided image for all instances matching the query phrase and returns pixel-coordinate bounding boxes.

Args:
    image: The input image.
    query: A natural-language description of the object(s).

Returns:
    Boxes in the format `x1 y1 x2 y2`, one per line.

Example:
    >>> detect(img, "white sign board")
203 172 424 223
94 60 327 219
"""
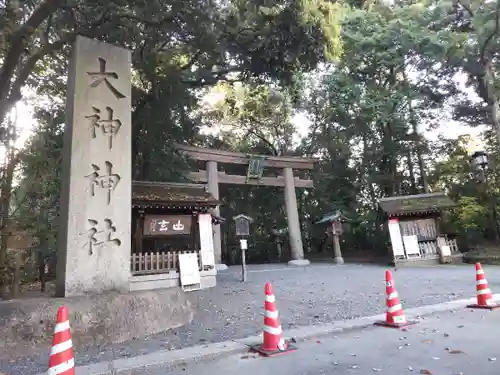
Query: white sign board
240 239 248 250
179 253 201 289
440 245 451 256
388 218 405 258
198 213 215 267
402 235 421 257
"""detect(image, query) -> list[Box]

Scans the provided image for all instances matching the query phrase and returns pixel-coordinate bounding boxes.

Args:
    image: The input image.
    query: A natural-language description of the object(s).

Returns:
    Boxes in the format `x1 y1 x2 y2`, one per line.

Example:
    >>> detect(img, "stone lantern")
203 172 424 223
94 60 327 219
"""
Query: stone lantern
315 210 350 264
271 226 287 262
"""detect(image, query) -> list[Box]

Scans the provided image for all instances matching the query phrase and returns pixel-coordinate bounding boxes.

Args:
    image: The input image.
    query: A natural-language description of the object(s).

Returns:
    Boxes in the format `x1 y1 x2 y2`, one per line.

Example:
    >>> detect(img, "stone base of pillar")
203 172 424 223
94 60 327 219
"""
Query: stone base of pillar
333 257 344 265
215 264 228 271
288 259 311 266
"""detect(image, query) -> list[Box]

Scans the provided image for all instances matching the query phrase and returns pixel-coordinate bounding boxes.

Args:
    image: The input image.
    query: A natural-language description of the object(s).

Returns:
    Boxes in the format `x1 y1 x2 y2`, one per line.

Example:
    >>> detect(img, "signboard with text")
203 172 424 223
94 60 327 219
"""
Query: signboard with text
143 215 192 236
388 218 405 258
198 213 215 267
179 253 201 291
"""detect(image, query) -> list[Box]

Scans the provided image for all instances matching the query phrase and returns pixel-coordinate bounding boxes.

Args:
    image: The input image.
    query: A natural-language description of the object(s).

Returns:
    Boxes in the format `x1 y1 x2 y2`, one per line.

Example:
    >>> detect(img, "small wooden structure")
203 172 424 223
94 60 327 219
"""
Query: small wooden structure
378 192 461 266
315 210 350 264
130 181 222 291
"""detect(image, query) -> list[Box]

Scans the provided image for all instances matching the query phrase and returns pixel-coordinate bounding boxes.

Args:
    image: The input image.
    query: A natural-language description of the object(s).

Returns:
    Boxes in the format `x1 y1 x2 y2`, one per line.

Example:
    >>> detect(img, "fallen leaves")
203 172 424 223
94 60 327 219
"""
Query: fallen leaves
420 369 432 374
422 340 433 344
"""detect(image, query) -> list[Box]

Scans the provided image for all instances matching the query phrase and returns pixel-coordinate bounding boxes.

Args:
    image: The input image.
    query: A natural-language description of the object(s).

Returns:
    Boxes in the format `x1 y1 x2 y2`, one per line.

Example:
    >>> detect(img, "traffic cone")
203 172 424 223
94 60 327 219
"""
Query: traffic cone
375 270 417 329
48 306 75 375
251 282 296 356
466 263 500 310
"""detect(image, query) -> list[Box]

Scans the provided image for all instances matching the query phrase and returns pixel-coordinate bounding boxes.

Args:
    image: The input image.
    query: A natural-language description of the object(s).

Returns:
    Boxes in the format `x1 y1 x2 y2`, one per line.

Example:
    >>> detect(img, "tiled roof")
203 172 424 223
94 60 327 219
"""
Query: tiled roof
132 181 220 207
378 192 456 216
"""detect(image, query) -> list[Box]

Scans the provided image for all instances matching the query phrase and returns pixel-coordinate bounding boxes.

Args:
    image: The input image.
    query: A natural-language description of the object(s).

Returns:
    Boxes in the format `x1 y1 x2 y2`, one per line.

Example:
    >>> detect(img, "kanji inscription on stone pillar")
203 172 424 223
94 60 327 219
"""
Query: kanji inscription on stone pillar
56 36 132 297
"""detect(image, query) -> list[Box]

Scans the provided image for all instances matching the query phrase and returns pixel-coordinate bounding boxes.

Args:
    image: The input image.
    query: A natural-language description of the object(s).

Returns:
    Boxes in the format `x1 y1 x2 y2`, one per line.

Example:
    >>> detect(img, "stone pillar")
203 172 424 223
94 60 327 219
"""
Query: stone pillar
332 234 344 264
206 161 226 269
283 167 309 266
56 36 132 297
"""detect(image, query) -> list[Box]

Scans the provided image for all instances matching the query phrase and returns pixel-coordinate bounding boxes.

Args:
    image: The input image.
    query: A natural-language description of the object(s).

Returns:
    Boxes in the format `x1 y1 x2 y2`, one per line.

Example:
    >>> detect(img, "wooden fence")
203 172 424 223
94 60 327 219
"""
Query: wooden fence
131 251 200 275
419 237 459 258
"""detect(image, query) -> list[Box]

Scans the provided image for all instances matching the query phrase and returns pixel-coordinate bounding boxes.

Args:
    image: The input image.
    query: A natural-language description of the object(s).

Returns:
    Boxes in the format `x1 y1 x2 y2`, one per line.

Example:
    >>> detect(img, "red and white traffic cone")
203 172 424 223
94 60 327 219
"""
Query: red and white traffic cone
375 270 417 329
48 306 75 375
251 282 296 356
467 263 499 310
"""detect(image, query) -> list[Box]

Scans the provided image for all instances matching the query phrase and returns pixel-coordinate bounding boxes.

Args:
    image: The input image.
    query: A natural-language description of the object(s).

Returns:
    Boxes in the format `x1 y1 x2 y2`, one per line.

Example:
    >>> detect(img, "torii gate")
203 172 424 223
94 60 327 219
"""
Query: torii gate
176 145 317 267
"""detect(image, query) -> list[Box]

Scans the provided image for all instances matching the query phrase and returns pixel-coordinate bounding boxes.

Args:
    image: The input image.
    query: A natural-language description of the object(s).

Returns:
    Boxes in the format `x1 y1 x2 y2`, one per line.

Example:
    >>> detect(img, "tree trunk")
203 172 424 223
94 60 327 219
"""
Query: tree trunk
0 115 17 298
362 135 378 207
407 148 417 194
0 156 15 297
409 116 429 193
481 67 500 144
416 149 429 193
11 251 22 299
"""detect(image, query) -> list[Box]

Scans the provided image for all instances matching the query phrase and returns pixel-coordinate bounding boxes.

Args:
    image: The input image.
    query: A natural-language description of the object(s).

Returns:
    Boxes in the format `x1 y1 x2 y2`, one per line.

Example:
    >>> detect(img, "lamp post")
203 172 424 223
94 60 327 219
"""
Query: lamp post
471 151 500 240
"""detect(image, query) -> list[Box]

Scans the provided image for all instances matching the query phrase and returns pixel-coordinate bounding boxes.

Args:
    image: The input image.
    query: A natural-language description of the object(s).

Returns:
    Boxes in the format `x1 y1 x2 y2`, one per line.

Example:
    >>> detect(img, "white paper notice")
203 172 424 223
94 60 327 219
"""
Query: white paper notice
199 213 215 267
179 253 201 287
388 218 405 258
402 235 421 257
240 239 248 250
440 245 451 256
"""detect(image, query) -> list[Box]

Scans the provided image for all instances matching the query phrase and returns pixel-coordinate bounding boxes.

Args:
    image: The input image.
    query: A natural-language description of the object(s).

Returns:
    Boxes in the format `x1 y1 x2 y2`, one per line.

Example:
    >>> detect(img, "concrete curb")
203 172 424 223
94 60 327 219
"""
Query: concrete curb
40 294 500 375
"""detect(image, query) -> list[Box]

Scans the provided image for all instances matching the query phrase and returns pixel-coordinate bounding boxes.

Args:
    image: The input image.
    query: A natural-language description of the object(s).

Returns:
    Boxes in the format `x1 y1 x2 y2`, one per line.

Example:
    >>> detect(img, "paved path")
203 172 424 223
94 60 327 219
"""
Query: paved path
142 308 500 375
3 263 498 375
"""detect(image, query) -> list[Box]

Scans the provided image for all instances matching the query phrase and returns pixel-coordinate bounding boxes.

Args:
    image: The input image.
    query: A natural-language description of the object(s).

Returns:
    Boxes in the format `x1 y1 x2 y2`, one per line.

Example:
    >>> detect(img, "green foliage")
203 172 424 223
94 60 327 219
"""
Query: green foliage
456 196 487 231
12 105 64 257
298 0 345 61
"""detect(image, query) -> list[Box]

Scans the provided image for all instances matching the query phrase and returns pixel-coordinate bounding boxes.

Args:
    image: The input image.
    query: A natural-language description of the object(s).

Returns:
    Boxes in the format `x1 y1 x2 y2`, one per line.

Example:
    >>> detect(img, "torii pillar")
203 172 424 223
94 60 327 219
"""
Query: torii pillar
283 167 308 265
206 161 226 270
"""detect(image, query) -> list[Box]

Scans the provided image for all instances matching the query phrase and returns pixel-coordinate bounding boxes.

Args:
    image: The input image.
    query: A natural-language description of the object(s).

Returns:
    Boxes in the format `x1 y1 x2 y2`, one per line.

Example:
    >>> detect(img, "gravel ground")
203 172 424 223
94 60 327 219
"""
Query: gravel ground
2 263 497 375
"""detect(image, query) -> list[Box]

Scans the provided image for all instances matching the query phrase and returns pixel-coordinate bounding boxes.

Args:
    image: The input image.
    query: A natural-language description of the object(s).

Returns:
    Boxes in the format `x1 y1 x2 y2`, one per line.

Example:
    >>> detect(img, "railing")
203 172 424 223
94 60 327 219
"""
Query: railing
131 250 200 276
446 238 460 253
419 237 460 258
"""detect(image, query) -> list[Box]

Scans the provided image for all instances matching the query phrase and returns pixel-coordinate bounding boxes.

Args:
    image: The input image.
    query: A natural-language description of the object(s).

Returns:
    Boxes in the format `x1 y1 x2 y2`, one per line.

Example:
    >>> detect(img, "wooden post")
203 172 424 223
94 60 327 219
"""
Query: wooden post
134 210 144 254
283 167 305 261
240 238 247 282
12 251 22 298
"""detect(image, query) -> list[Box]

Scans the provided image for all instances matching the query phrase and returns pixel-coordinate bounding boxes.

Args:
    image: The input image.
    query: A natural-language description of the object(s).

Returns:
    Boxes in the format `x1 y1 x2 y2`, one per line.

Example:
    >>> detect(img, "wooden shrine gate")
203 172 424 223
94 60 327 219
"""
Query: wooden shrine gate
176 145 317 266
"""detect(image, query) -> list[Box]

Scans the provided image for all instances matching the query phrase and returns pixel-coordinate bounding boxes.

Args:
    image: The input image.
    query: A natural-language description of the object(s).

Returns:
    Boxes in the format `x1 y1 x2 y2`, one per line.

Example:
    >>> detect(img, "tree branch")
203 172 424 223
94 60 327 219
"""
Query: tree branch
0 0 65 99
456 0 474 18
245 126 279 156
8 34 75 110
